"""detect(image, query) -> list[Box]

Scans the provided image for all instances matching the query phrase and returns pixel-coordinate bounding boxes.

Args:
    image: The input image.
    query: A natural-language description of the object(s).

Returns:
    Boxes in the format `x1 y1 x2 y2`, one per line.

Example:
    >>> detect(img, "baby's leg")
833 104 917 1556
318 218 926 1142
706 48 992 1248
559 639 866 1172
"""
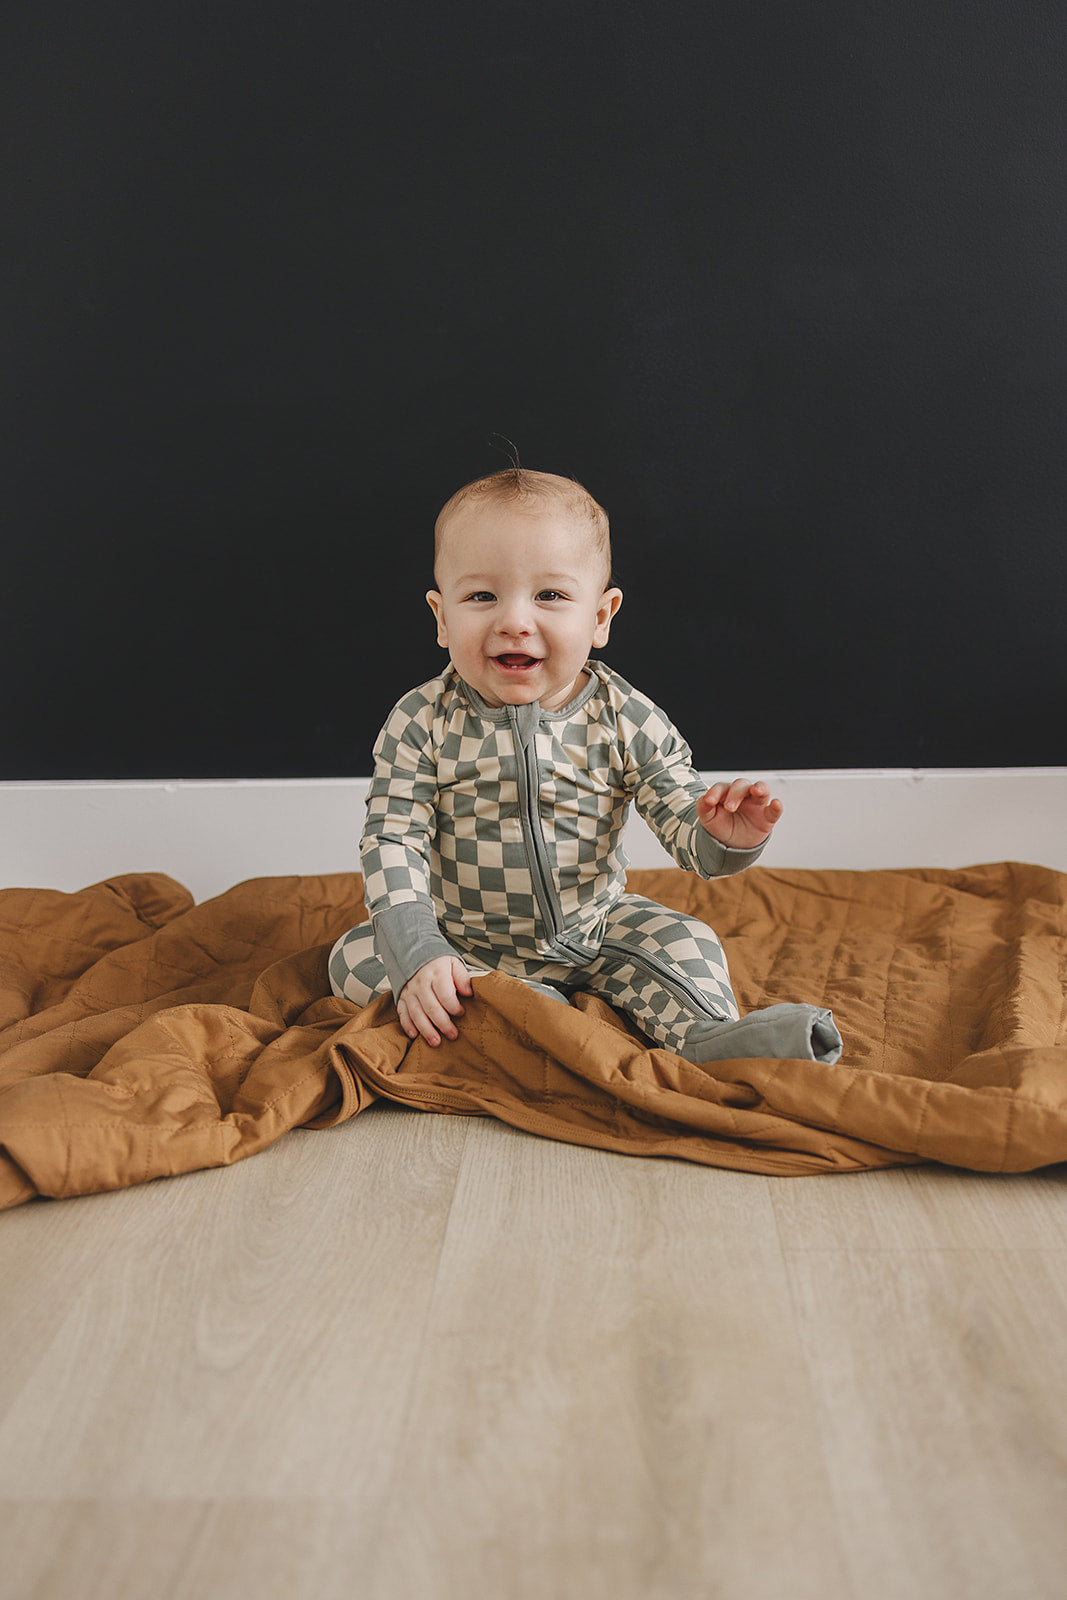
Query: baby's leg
328 920 391 1006
581 894 841 1064
327 922 571 1010
580 894 741 1049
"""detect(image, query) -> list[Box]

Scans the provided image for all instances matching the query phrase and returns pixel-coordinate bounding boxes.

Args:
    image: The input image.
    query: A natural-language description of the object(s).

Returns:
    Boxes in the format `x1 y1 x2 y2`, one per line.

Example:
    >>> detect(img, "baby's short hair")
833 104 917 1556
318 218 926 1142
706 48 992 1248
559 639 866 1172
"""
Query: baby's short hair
434 468 613 587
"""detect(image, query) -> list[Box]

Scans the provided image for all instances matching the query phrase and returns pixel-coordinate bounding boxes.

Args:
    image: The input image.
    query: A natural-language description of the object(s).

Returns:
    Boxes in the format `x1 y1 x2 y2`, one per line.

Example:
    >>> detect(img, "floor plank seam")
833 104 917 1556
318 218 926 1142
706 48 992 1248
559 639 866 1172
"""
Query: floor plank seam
769 1184 859 1600
359 1113 473 1595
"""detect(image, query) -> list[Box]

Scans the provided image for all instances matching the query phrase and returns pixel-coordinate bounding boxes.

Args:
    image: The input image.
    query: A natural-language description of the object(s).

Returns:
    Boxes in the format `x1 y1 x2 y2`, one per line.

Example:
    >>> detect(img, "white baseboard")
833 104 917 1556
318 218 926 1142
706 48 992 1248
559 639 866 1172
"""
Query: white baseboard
1 770 1064 904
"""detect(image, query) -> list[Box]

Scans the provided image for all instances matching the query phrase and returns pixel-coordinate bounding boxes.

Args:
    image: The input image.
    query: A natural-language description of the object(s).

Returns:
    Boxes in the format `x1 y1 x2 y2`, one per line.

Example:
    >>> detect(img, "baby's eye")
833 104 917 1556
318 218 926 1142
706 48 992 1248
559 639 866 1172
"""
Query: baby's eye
536 589 567 602
464 591 496 603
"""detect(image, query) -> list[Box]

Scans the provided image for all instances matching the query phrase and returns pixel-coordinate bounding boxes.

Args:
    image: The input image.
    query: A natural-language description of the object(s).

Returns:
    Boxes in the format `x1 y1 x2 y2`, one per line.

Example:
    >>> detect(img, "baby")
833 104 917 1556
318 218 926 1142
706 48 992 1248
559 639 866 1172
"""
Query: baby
329 468 841 1065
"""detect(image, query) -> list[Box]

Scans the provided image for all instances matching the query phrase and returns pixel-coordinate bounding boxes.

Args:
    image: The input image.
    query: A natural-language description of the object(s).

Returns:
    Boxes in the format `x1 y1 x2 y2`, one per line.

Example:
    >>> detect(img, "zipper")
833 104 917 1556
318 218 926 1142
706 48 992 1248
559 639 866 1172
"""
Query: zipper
506 704 596 960
596 938 731 1022
504 704 721 1019
507 703 563 944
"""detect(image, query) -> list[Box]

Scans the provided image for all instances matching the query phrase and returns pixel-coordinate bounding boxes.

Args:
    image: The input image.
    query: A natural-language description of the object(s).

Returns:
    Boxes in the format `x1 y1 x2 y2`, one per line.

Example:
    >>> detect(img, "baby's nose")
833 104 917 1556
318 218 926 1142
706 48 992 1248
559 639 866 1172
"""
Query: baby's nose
496 600 534 635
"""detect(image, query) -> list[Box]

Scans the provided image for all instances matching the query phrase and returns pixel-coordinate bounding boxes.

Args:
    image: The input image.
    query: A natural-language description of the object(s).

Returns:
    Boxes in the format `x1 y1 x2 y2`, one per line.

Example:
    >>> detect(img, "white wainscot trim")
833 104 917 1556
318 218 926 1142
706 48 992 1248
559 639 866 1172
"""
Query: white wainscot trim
1 770 1064 904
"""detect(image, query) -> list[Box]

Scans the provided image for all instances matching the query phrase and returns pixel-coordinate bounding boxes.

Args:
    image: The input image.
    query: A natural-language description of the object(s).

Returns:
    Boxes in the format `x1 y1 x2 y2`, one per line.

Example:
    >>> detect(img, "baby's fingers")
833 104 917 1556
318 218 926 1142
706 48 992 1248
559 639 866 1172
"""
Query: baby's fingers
400 992 455 1047
722 777 763 813
450 959 475 998
698 783 728 814
736 782 783 822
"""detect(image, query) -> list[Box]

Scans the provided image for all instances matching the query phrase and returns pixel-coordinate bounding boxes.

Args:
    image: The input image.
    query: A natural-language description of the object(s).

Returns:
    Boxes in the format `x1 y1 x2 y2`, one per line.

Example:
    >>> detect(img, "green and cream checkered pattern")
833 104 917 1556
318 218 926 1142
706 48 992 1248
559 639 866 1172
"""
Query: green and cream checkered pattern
360 662 723 967
329 889 740 1054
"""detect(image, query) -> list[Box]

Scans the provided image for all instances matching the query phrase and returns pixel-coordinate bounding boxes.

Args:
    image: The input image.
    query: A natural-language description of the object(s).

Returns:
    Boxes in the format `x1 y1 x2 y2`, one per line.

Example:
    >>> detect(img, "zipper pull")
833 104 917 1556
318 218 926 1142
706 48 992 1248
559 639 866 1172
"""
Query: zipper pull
511 700 540 749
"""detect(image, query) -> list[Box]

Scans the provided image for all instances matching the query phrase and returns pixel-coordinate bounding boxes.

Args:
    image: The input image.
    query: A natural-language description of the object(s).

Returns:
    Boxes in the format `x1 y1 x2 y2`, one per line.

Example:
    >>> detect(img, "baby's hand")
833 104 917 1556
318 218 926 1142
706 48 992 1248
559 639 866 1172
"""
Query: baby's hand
398 956 474 1047
696 779 783 849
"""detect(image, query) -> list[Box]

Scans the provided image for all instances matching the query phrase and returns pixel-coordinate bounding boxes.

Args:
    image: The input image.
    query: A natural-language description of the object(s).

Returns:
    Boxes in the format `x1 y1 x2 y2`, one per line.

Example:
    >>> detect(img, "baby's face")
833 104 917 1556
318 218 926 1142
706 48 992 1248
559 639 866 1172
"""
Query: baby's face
427 501 622 711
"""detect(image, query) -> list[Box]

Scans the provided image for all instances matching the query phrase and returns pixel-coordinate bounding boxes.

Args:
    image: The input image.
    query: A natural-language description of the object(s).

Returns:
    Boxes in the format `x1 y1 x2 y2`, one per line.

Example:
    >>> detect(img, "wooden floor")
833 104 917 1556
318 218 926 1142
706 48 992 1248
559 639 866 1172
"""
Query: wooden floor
2 1105 1066 1600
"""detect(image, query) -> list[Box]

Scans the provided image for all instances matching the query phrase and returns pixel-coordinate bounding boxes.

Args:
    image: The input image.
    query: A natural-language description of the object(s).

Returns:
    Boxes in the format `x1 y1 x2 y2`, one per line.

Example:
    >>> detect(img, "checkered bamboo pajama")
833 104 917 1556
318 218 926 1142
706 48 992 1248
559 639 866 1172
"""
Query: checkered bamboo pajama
328 888 740 1052
329 661 762 1058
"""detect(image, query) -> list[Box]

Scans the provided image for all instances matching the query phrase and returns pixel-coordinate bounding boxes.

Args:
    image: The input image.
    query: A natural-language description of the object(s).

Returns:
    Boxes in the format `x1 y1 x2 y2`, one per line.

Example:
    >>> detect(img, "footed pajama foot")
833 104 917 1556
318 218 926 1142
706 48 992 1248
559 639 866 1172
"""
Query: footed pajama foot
680 1002 843 1065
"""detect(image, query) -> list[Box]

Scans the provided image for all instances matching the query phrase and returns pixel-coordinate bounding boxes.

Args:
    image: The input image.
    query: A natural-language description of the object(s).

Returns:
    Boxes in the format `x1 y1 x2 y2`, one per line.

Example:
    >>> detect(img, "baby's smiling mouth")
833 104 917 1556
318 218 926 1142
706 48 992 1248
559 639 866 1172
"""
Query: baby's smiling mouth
493 654 541 670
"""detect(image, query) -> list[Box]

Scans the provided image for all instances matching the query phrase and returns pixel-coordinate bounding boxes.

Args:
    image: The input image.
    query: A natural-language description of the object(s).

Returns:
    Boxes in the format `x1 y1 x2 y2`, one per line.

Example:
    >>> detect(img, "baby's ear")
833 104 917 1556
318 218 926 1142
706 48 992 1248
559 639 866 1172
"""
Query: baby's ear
593 586 623 646
426 590 449 648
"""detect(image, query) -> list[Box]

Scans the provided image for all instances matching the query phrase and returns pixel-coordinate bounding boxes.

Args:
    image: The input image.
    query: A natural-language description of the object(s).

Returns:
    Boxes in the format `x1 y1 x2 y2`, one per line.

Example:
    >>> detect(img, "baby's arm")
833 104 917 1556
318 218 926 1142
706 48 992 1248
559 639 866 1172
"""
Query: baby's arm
398 957 474 1046
618 684 774 878
362 687 470 1039
696 779 783 850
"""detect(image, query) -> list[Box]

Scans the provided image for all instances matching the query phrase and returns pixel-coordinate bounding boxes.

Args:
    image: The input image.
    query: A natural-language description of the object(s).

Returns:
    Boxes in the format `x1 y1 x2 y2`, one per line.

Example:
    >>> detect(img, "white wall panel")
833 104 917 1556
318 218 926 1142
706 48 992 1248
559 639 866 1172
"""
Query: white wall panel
1 771 1064 903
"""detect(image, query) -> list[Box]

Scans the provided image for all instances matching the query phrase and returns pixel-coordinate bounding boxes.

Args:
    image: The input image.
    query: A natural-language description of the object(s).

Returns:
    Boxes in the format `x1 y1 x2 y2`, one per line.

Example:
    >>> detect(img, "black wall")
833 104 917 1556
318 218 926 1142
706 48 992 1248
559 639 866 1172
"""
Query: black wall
6 1 1066 777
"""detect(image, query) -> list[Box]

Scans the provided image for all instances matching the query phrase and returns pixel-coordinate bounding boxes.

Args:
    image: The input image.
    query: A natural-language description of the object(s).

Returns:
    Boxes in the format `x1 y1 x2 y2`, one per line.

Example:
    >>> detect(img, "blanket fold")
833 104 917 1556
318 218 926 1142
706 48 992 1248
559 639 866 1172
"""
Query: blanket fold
1 863 1065 1206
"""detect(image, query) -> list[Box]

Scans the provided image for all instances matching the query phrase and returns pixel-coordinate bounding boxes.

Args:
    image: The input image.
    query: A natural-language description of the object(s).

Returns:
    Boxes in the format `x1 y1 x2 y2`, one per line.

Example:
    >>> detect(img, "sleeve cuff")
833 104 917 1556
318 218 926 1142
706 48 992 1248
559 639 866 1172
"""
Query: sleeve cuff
692 825 768 878
371 901 463 997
